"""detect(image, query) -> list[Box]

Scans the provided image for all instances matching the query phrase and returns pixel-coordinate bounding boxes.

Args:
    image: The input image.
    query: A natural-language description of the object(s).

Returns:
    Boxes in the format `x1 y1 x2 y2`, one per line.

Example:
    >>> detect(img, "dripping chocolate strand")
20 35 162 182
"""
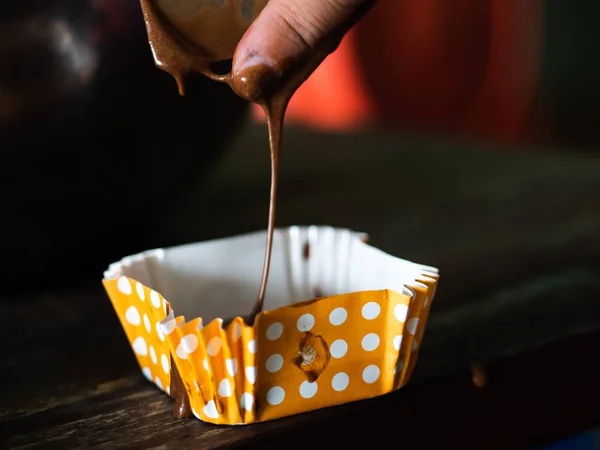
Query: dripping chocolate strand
238 6 373 319
249 98 286 324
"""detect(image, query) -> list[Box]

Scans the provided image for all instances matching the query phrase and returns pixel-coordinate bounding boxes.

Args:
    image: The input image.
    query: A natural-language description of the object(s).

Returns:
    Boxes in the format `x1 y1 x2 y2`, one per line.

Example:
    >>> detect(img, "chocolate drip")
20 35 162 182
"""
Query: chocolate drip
169 356 193 418
139 0 375 328
302 242 311 260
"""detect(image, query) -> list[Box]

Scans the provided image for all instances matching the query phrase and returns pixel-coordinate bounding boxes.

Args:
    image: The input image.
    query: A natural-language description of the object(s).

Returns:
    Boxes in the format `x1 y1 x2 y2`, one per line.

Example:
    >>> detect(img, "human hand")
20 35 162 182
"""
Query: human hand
232 0 374 99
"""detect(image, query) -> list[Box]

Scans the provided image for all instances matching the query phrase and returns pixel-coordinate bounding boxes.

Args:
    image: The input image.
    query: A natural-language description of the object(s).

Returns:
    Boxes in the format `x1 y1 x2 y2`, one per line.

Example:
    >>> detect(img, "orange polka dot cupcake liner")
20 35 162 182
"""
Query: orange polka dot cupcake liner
102 226 439 425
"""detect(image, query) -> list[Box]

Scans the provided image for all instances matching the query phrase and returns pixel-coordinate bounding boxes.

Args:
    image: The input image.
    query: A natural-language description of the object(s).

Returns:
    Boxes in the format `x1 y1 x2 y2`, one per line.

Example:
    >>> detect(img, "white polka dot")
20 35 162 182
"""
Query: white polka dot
155 376 163 390
136 282 145 301
424 295 430 307
394 304 409 322
412 339 418 352
241 392 254 411
266 354 284 373
232 323 242 341
248 339 256 354
203 358 210 371
407 318 419 335
132 336 148 356
150 290 161 308
167 386 171 395
203 400 219 419
332 372 349 391
226 359 238 376
142 367 152 381
297 314 315 332
330 339 348 359
156 322 165 341
393 335 403 351
176 334 199 359
266 322 284 341
161 354 169 374
143 314 151 333
192 408 202 420
163 299 168 314
207 337 222 356
245 366 256 384
361 333 380 351
362 365 380 384
161 319 176 336
299 381 318 399
218 378 232 397
266 386 285 405
361 302 381 320
117 277 132 295
329 307 347 326
125 306 141 326
150 345 157 365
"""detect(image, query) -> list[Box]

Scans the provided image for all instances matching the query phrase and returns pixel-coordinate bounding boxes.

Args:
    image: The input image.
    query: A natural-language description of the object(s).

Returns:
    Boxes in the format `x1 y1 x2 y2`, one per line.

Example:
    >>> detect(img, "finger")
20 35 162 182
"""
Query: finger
233 0 366 77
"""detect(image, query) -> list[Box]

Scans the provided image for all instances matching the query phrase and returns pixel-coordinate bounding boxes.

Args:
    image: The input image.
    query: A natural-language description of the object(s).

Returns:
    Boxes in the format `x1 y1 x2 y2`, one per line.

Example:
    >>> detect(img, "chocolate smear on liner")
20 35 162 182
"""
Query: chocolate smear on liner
293 332 331 382
169 356 193 418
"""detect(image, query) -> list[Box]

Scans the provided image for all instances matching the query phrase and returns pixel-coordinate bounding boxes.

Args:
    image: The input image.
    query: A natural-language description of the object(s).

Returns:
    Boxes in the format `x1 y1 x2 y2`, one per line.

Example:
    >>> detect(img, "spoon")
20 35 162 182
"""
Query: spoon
150 0 269 79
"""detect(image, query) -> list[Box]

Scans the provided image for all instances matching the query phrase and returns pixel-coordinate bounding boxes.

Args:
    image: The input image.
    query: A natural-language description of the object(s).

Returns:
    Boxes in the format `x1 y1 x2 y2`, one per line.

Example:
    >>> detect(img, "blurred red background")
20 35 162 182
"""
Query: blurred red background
252 0 599 149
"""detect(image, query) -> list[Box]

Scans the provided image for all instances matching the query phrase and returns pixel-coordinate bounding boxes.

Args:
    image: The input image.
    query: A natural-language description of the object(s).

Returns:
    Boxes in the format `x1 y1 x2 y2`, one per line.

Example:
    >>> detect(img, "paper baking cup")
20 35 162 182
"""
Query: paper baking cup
103 226 439 425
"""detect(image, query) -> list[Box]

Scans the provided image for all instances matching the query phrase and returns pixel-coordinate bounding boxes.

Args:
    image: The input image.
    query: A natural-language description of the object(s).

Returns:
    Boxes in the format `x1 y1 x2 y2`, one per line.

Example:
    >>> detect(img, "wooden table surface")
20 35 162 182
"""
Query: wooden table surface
2 125 600 449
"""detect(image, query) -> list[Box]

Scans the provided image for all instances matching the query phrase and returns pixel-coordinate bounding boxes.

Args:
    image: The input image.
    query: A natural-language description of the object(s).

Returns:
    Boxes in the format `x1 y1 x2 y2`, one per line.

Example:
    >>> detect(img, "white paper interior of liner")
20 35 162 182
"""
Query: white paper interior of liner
104 226 438 323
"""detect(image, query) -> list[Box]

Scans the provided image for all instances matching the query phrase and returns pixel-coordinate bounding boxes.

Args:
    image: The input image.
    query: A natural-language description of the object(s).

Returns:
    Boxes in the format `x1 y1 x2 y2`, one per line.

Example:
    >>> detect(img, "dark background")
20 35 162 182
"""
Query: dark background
1 2 600 448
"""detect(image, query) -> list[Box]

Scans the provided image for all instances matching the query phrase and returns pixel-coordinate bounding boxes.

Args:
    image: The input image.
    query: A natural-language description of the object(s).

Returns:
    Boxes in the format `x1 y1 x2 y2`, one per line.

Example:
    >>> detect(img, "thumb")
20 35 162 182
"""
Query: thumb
232 0 369 98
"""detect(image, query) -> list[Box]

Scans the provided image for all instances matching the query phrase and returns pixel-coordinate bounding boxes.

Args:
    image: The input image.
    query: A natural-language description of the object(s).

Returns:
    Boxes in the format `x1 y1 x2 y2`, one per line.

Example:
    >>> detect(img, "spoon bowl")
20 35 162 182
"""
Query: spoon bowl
154 0 269 63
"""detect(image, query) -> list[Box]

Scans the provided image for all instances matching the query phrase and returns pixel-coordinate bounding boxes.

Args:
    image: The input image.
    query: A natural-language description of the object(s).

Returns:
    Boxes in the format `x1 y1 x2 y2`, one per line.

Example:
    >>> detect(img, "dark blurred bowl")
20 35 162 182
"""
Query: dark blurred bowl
0 1 248 291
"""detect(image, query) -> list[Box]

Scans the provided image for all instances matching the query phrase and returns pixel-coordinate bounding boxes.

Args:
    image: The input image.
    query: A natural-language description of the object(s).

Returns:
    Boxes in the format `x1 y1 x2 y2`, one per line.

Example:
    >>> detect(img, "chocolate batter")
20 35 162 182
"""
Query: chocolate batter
169 355 192 418
292 331 331 382
303 242 310 260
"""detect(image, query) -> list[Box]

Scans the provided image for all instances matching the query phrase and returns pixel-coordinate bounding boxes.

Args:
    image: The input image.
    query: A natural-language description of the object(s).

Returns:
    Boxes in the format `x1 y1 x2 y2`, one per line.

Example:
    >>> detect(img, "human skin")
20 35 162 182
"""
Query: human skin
233 0 372 91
